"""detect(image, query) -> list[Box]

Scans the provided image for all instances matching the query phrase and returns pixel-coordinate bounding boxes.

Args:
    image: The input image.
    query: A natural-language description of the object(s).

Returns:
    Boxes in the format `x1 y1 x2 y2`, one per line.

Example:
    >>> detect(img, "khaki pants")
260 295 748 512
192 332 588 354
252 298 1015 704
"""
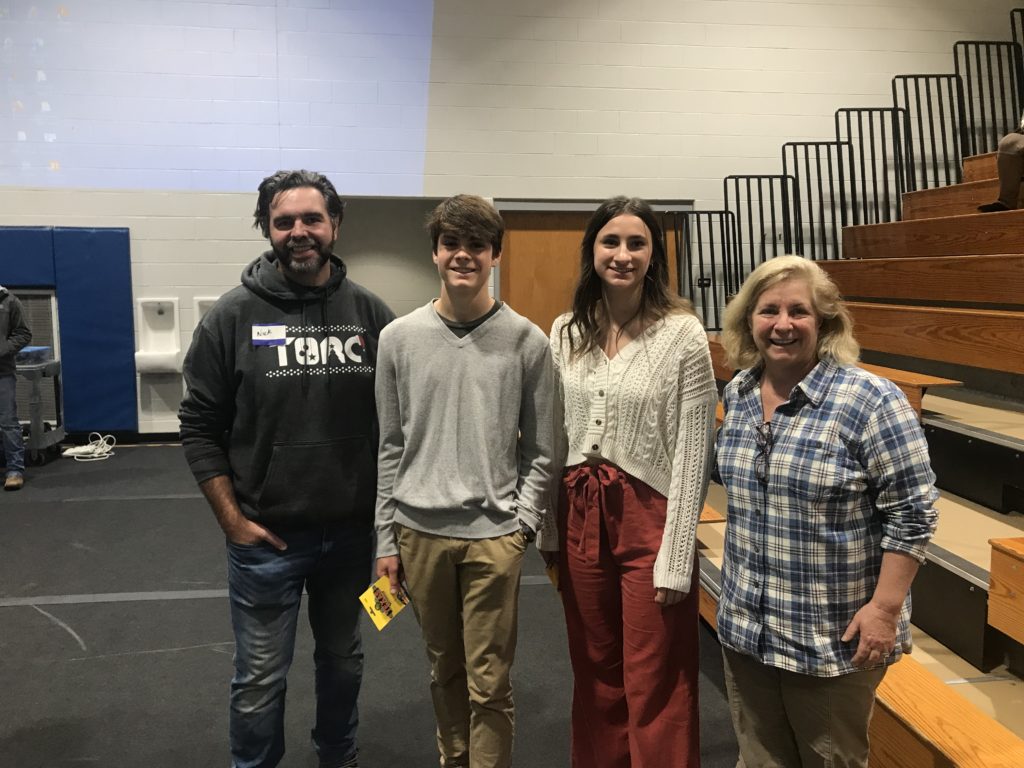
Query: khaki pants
723 647 886 768
397 525 526 768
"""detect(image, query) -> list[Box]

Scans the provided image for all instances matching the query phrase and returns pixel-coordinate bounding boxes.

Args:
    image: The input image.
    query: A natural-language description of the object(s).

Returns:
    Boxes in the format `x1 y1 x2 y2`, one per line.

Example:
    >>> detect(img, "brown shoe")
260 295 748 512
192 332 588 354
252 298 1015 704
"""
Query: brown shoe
4 474 24 491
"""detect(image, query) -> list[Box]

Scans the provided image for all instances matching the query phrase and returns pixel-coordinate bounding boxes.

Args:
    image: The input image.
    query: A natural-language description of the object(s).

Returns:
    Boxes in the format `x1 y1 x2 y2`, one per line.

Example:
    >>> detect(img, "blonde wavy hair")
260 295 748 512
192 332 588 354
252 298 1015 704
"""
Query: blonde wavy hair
721 255 859 370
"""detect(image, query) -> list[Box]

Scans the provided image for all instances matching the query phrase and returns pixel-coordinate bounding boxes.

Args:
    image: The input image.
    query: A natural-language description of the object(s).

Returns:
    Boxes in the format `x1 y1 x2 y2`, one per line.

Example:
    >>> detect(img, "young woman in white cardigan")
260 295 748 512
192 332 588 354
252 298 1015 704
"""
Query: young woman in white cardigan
539 197 717 767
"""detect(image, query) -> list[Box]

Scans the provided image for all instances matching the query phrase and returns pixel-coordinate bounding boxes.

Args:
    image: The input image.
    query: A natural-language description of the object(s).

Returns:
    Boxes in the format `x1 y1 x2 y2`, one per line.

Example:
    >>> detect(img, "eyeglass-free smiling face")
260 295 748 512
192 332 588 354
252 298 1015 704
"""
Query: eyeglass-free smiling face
750 277 821 381
433 232 498 296
593 214 653 293
268 187 339 285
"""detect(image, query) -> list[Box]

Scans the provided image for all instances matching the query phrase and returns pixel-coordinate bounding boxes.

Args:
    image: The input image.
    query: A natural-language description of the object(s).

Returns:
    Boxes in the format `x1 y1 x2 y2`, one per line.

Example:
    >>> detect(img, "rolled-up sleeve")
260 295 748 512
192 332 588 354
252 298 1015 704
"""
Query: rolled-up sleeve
861 389 939 562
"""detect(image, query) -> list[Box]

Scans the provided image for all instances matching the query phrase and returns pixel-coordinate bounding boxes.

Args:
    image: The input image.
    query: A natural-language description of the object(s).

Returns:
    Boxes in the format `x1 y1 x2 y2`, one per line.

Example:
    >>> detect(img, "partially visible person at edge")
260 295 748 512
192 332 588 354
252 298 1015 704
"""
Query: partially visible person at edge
0 284 31 491
179 169 394 768
978 110 1024 212
538 196 717 767
375 194 555 768
713 255 939 768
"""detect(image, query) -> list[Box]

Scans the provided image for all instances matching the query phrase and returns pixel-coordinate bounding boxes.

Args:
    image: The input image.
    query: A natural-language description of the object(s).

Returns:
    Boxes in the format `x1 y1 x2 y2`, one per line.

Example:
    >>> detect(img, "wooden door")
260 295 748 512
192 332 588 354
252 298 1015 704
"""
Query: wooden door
500 211 590 335
500 209 683 336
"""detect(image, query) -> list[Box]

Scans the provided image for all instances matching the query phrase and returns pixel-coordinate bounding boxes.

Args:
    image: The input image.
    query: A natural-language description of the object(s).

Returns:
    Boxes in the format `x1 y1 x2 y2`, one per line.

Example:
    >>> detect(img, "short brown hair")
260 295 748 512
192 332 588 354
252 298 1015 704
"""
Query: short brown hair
426 195 505 255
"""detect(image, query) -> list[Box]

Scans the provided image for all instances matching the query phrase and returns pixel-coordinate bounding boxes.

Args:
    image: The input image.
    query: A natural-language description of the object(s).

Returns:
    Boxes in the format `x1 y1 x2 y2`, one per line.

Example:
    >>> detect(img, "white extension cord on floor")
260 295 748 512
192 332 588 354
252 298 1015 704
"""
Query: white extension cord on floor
61 433 116 462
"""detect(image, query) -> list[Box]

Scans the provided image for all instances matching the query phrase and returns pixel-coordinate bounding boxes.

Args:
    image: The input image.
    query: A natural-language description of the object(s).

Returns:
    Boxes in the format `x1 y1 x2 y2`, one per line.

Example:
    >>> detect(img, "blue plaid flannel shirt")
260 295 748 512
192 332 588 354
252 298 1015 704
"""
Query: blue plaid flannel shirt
713 358 938 677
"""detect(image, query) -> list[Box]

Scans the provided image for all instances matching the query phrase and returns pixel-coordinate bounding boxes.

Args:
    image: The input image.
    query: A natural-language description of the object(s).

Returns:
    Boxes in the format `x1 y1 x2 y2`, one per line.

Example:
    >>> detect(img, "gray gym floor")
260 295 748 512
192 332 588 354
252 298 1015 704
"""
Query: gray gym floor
0 444 738 767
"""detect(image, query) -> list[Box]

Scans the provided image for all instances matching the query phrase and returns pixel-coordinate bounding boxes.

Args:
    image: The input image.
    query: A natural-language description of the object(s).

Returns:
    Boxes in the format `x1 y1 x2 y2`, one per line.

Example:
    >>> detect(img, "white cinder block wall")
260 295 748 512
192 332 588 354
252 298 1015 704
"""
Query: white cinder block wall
424 0 1020 206
0 0 1019 432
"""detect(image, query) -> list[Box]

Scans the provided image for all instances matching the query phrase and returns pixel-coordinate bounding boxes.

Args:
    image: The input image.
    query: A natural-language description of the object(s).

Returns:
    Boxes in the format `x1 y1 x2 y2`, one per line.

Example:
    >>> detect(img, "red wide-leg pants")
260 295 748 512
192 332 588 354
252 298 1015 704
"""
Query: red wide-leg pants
559 463 701 768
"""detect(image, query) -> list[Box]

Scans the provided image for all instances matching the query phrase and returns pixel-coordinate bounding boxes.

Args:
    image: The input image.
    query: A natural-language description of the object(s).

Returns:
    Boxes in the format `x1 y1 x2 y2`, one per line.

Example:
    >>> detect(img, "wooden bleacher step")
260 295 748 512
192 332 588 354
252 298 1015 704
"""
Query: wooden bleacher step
820 254 1024 306
698 502 724 524
923 393 1024 516
842 208 1024 260
989 537 1024 647
903 178 1024 221
923 392 1024 443
845 302 1024 375
963 152 998 183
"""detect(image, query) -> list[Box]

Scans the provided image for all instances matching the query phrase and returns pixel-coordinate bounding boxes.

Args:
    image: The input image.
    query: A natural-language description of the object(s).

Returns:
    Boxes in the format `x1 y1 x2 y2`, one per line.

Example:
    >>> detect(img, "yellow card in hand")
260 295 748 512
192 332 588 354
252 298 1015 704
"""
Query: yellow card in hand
359 575 410 631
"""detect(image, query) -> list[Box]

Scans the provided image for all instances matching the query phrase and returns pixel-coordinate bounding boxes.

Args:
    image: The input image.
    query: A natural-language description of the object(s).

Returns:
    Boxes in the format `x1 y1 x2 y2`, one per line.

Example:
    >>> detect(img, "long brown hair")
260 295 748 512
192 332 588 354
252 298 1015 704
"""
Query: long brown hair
562 196 692 358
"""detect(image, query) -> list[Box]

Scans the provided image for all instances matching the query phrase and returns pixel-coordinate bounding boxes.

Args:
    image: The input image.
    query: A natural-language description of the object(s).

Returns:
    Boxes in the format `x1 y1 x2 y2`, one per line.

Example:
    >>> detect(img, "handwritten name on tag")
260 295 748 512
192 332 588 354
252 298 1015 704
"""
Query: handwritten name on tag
252 324 287 346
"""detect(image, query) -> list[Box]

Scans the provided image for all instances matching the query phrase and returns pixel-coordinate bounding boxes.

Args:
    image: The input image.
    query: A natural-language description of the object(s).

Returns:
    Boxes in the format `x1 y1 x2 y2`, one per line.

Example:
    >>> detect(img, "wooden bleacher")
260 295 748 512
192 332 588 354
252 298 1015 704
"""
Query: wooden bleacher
705 332 959 418
963 152 998 182
698 503 1024 768
989 537 1024 647
902 178 1024 220
870 653 1024 767
844 302 1024 375
699 151 1024 766
842 208 1024 260
819 254 1024 305
837 153 1024 763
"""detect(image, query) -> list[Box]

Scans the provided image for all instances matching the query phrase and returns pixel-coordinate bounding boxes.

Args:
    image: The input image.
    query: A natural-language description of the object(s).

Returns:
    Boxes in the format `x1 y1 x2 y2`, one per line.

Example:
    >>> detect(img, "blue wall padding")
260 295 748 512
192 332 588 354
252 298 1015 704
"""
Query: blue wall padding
0 227 56 286
53 227 138 432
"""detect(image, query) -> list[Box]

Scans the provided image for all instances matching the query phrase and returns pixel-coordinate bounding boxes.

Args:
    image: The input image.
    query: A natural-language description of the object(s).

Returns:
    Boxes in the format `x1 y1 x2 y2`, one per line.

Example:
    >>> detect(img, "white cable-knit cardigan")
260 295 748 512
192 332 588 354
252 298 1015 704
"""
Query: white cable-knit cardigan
540 310 717 594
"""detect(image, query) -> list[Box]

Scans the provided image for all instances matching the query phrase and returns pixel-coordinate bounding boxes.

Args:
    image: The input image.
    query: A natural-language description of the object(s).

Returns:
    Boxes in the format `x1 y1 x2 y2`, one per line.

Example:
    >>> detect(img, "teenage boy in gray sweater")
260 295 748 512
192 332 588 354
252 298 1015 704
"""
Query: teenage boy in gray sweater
374 195 555 768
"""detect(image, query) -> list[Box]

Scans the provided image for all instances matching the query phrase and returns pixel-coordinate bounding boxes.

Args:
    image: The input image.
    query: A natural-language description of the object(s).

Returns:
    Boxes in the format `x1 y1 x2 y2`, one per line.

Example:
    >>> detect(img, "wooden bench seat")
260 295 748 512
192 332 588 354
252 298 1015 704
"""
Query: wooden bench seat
870 653 1024 767
706 333 960 417
989 537 1024 646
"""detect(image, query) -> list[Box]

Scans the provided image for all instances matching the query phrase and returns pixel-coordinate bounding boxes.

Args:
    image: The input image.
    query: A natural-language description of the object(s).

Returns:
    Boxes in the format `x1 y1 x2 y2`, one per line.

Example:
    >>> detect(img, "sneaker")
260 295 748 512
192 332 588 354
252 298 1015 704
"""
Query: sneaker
977 201 1011 213
4 473 24 491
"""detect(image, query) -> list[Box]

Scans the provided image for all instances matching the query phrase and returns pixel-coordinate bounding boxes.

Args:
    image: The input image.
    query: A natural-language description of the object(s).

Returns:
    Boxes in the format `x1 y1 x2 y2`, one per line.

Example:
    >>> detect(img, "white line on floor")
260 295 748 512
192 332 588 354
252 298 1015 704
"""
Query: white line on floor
31 604 88 651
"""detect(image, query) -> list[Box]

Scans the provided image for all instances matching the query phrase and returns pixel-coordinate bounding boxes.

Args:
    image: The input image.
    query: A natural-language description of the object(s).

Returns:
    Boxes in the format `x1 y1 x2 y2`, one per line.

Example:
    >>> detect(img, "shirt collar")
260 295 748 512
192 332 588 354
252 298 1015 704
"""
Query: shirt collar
736 357 840 408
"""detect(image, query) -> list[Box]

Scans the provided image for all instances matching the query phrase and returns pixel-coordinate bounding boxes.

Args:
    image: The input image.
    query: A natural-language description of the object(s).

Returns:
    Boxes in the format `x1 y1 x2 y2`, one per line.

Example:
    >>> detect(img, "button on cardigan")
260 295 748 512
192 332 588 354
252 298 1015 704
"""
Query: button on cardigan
543 311 717 594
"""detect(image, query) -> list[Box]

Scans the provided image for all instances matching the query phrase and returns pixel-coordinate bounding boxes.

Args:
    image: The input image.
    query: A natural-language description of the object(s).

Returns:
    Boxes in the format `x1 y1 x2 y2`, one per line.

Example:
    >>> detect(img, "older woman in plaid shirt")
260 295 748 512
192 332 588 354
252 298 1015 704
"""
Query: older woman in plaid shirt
713 256 938 768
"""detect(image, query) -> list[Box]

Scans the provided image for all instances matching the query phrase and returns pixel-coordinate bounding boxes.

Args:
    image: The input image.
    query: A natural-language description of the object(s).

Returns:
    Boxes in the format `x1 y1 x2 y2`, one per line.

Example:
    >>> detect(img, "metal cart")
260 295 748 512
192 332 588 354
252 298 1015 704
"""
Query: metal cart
15 359 65 464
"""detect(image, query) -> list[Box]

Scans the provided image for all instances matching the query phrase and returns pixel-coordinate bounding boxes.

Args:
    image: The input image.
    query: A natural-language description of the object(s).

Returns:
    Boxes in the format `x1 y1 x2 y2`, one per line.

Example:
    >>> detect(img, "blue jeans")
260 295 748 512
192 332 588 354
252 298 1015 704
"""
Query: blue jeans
0 374 24 475
226 521 372 768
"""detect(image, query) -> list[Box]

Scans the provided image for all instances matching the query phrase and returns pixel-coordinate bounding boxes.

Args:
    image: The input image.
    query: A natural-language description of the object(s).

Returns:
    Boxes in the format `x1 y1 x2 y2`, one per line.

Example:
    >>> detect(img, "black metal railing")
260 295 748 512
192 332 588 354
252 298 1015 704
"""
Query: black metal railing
954 40 1024 155
781 141 852 260
723 175 798 293
835 107 912 224
664 210 736 330
892 74 968 189
1012 9 1024 62
686 13 1024 334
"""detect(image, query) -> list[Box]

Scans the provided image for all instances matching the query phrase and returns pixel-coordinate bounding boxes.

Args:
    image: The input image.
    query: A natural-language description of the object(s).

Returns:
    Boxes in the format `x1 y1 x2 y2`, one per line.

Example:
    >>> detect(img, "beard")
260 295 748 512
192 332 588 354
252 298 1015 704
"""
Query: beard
272 237 333 277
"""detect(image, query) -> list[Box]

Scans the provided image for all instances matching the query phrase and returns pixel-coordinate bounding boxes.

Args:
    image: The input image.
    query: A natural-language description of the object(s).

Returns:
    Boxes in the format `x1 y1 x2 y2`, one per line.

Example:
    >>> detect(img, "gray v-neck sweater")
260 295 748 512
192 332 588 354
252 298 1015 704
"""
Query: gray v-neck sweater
374 301 556 558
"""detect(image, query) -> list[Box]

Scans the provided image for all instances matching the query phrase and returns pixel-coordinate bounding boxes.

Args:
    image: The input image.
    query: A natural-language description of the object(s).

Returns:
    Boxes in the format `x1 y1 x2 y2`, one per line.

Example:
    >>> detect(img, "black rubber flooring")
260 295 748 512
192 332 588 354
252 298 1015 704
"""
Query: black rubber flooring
0 445 738 767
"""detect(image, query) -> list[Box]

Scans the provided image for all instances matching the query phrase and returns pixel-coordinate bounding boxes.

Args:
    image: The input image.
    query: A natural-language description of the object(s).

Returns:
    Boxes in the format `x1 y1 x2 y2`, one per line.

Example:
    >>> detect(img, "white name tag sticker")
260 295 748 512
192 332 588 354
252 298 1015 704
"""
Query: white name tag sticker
252 324 287 346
